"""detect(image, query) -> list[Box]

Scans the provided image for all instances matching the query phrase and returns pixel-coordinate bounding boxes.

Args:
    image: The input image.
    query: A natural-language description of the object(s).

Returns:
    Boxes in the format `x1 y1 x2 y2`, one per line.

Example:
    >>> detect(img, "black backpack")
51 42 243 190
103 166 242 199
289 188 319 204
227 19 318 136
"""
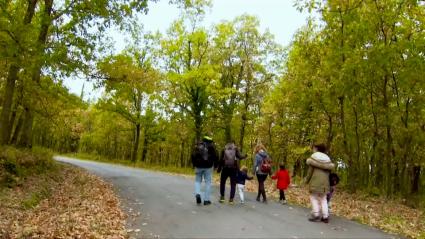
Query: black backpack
196 142 209 162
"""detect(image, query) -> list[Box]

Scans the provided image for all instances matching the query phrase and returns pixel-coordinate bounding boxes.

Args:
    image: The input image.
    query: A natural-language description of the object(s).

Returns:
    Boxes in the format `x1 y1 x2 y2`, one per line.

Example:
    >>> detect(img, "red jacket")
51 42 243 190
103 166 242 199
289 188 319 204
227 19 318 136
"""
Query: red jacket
271 169 290 190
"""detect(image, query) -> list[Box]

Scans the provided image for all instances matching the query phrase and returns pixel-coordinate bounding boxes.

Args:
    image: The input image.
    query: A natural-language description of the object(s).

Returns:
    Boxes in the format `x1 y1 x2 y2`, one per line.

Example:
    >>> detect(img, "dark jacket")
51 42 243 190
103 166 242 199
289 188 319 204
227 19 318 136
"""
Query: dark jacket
191 138 218 168
236 170 253 185
217 143 246 172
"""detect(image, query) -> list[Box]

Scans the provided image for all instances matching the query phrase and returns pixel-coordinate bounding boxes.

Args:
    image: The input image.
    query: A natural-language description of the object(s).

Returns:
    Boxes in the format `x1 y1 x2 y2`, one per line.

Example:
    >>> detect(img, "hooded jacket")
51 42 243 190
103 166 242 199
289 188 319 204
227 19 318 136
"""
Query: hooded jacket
304 152 335 194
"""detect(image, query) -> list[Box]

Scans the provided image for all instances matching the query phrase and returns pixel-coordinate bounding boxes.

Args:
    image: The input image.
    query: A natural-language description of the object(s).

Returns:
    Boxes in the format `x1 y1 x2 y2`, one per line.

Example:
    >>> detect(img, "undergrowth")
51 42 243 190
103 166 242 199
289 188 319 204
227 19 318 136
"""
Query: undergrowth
0 146 57 188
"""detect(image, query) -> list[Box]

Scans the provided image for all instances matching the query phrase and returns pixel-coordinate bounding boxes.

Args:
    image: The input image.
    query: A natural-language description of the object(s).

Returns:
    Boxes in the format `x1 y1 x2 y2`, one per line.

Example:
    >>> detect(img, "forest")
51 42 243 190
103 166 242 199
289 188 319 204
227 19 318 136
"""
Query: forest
1 0 424 206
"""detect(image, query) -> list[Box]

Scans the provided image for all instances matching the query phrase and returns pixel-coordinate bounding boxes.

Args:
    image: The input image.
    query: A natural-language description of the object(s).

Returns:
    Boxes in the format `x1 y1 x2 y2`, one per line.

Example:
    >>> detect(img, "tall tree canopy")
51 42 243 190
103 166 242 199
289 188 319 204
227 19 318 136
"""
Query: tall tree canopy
1 0 424 204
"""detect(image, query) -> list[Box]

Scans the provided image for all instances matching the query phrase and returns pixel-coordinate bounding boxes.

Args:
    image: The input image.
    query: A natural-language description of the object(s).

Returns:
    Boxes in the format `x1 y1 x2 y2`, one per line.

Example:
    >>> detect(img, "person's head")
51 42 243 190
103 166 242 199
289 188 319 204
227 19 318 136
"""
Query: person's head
254 144 266 154
203 135 213 142
226 140 235 147
279 163 286 170
240 165 248 173
313 143 327 153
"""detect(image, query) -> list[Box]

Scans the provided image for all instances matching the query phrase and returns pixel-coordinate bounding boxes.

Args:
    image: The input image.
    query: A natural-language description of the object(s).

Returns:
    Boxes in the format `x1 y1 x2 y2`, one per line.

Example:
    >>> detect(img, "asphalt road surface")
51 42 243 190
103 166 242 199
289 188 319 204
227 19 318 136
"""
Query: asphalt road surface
55 156 397 239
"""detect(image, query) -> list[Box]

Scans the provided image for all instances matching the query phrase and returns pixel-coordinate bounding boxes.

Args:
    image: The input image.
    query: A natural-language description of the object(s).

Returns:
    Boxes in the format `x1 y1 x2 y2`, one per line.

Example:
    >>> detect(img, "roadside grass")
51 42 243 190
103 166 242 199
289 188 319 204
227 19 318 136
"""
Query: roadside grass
0 147 127 238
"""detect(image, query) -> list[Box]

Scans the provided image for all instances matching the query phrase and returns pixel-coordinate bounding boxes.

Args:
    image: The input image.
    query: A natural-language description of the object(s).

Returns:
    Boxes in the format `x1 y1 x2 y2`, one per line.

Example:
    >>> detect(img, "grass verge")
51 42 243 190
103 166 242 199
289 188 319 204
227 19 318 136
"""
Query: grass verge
64 152 194 175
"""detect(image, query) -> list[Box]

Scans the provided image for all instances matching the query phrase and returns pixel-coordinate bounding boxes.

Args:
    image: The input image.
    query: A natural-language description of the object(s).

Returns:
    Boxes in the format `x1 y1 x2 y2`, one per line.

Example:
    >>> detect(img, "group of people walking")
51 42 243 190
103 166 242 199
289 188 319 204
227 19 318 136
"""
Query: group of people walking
191 135 337 223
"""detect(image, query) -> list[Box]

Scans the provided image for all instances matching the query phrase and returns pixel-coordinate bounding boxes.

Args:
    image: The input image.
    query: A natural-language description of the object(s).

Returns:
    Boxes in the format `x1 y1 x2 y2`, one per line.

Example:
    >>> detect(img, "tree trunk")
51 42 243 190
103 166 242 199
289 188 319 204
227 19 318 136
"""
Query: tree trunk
194 110 202 142
18 107 33 148
132 123 141 162
0 65 19 145
10 110 24 145
141 131 148 163
0 0 38 145
382 74 394 197
326 113 333 152
339 96 354 191
353 105 362 186
180 141 185 167
239 87 250 152
239 112 247 152
411 165 421 194
224 112 232 143
20 0 53 148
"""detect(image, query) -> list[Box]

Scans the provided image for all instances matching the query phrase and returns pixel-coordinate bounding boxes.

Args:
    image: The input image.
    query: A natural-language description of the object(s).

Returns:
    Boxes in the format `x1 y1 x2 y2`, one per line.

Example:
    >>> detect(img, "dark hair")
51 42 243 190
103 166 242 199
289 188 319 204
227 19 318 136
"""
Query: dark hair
314 143 327 153
279 163 286 170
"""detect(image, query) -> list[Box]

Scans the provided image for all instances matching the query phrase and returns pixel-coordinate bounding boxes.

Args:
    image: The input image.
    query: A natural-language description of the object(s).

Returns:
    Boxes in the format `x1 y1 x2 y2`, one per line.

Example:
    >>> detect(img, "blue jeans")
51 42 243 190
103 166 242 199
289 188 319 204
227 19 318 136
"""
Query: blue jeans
194 167 213 201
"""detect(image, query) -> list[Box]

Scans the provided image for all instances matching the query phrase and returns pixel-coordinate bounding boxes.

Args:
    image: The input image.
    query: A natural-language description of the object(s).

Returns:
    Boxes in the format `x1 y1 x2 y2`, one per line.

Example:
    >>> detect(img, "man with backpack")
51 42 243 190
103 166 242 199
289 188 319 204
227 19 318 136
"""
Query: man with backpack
191 135 218 206
217 141 247 204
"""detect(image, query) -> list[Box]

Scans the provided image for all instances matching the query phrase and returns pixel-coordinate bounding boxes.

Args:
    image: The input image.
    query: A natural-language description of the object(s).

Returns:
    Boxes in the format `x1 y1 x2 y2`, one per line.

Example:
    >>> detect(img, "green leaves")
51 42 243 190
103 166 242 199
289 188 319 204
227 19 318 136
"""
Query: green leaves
267 0 425 198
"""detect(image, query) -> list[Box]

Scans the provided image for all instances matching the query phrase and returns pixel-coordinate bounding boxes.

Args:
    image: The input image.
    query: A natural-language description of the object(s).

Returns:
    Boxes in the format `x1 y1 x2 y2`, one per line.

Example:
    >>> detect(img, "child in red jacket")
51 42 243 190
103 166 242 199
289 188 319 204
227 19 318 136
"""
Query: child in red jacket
271 163 291 204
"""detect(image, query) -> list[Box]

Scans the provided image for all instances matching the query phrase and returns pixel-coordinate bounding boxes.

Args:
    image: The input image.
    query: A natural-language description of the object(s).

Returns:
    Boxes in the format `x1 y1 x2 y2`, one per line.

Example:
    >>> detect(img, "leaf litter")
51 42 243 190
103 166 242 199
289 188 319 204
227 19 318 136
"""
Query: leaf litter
239 178 424 239
0 164 128 238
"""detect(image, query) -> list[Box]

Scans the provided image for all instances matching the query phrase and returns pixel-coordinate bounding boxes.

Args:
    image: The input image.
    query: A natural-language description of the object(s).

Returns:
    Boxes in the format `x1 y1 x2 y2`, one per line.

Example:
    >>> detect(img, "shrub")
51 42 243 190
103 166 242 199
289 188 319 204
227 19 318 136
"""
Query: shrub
0 146 56 187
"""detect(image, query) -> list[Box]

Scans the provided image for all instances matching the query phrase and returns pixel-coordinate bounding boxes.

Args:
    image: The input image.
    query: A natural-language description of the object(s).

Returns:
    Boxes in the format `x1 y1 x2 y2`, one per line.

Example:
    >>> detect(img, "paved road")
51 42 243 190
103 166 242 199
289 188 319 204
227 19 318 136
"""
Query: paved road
55 156 397 239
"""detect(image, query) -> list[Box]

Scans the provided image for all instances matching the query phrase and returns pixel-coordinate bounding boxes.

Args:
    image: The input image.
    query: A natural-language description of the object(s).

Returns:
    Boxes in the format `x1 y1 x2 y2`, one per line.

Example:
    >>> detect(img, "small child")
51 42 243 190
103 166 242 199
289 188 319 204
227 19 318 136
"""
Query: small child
327 172 340 212
271 163 291 204
236 166 253 203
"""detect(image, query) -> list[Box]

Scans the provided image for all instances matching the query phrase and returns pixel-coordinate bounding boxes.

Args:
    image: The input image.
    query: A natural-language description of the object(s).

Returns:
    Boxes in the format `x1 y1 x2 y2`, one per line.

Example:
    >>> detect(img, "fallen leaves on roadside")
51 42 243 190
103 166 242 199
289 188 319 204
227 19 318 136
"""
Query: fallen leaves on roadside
0 165 128 238
241 178 424 239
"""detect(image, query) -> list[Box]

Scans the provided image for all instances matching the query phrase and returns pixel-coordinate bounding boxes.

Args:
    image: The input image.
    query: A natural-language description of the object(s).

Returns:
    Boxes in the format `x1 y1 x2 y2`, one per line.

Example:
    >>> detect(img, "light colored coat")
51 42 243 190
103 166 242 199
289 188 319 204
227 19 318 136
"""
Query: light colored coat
304 152 335 194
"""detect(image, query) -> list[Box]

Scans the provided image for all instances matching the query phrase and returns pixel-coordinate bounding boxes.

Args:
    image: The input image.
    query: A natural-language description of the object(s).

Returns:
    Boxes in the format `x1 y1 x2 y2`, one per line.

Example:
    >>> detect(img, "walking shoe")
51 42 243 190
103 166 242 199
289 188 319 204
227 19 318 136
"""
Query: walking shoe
256 197 260 202
321 217 329 223
219 196 225 203
195 194 201 205
281 200 287 205
240 201 245 204
203 200 211 206
308 215 321 222
229 199 234 205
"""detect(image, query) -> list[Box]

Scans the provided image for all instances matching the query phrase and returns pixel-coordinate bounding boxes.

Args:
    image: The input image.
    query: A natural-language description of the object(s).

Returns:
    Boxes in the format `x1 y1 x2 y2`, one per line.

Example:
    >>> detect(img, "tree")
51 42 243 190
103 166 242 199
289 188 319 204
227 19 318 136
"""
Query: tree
0 0 152 147
161 18 217 141
97 44 160 162
268 0 425 201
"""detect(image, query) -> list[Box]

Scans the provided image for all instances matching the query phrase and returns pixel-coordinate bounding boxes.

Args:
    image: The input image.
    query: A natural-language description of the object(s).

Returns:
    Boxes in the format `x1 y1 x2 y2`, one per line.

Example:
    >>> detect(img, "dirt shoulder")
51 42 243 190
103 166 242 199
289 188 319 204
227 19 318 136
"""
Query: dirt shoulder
0 163 127 238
